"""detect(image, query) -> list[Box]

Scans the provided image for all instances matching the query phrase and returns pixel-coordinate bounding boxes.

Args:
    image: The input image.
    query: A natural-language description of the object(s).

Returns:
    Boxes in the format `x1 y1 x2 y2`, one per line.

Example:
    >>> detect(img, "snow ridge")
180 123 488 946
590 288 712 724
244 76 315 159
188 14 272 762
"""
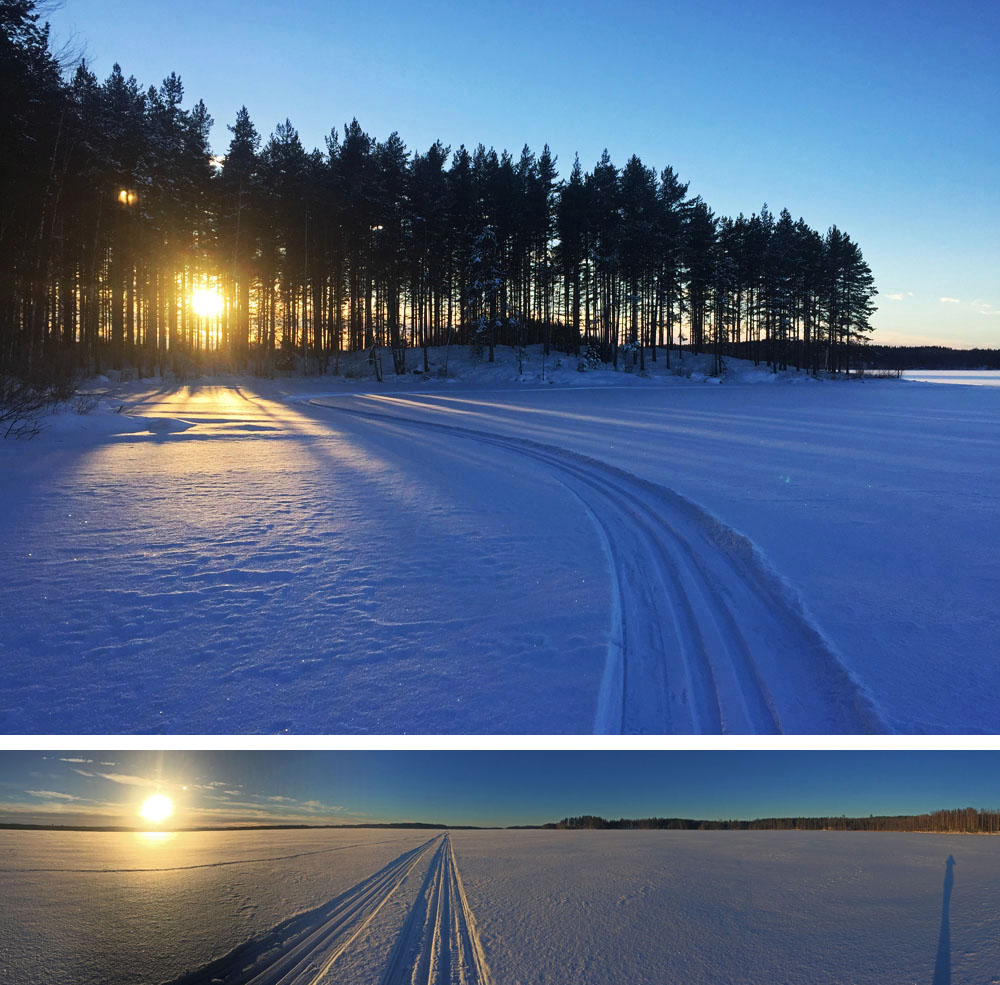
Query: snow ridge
315 399 885 735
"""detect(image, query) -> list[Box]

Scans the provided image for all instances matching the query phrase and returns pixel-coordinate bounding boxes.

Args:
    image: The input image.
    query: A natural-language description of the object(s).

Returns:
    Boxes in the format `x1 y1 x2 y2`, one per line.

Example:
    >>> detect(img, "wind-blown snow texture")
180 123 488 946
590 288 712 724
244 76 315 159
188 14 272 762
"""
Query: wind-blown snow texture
452 829 999 985
2 827 998 984
0 828 435 985
2 348 998 733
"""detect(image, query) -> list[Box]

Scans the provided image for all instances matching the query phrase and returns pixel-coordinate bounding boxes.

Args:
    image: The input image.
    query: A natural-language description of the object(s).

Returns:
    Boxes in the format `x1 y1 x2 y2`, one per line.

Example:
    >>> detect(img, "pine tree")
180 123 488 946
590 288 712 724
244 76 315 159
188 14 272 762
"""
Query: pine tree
219 106 260 365
656 165 689 366
555 154 589 353
684 196 716 354
0 11 881 385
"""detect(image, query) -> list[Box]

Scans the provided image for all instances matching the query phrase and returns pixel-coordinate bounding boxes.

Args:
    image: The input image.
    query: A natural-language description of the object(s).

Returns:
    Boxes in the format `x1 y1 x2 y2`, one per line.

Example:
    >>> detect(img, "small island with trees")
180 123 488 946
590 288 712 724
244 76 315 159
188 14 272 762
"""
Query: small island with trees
4 0 878 390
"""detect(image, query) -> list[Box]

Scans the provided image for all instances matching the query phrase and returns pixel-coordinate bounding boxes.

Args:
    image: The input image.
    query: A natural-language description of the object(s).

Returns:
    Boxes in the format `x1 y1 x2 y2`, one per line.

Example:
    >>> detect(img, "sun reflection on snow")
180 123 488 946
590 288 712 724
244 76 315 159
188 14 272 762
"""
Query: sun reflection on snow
134 831 176 847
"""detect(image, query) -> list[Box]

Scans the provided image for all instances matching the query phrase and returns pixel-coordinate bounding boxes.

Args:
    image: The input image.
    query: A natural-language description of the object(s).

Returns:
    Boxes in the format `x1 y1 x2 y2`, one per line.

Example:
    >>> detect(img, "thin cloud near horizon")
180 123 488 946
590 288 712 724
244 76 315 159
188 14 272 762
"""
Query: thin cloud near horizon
2 755 366 828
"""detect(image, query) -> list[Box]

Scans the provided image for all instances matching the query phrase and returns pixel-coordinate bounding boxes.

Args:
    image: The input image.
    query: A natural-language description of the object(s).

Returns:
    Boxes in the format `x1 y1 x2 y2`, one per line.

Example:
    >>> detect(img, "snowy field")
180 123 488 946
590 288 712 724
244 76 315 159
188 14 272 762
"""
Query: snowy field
2 347 998 733
0 827 435 985
2 826 997 984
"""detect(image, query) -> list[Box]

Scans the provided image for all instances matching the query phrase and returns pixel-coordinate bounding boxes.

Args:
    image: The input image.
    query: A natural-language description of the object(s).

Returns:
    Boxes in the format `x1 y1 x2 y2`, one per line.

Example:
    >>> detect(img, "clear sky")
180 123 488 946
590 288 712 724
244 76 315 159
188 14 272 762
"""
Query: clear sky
3 751 1000 828
44 0 999 348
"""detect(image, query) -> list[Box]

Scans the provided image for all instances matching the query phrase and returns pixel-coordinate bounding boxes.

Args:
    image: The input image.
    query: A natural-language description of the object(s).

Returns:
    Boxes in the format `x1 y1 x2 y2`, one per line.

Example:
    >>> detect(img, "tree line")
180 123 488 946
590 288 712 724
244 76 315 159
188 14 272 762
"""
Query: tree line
862 346 1000 372
2 1 877 383
551 809 1000 834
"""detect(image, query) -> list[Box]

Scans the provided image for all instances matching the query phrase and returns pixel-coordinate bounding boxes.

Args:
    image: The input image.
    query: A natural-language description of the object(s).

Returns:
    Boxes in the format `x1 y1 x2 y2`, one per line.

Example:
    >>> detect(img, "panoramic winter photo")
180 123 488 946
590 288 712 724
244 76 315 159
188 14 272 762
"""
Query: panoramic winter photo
1 1 998 733
3 749 1000 984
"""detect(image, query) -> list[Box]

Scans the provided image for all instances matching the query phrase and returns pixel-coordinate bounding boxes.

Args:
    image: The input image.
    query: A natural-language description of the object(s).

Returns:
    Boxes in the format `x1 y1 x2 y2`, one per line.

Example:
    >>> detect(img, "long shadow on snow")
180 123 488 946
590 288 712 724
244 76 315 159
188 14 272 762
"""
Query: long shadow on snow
160 836 441 985
932 855 955 985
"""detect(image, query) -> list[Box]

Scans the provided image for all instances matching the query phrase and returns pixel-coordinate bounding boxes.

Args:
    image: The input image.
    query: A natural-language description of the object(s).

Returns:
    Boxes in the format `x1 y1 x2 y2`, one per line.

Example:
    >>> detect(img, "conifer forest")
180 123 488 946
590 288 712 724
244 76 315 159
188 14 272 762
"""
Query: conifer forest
553 808 1000 834
2 1 877 383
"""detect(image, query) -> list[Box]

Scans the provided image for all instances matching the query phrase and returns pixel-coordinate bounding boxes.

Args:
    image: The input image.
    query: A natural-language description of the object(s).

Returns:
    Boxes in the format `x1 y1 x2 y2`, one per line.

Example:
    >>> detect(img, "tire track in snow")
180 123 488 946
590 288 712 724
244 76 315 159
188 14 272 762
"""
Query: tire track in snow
165 836 442 985
379 833 492 985
312 397 885 735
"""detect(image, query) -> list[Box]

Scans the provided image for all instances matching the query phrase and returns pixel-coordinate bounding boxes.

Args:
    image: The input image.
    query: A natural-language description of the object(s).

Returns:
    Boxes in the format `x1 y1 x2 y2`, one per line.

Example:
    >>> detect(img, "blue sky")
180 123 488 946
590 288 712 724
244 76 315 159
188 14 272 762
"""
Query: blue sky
3 751 1000 827
44 0 998 346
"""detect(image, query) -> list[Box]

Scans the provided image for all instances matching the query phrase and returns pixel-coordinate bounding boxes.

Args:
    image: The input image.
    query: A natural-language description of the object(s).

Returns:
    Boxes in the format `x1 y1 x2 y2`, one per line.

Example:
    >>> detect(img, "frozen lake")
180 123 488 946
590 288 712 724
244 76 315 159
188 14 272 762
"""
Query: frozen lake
903 370 1000 386
2 355 999 733
2 827 997 984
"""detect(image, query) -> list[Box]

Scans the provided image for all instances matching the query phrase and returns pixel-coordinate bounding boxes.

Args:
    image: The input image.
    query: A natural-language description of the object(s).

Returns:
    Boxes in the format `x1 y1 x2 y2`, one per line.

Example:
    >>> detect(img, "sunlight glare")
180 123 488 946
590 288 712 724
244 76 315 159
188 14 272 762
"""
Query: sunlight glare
139 793 174 825
192 286 223 319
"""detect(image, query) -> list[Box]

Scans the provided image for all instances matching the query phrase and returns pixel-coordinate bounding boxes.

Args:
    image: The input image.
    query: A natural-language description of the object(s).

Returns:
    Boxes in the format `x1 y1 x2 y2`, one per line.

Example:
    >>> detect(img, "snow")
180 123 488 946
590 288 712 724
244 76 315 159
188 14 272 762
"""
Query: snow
0 827 435 985
2 346 998 733
2 827 997 984
901 370 1000 387
451 829 999 985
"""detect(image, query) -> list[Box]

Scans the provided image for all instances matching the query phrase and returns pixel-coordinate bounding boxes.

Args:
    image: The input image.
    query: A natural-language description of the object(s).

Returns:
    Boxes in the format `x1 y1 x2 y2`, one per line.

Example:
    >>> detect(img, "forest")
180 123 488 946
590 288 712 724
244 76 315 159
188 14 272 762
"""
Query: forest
2 1 877 386
552 809 1000 834
861 345 1000 371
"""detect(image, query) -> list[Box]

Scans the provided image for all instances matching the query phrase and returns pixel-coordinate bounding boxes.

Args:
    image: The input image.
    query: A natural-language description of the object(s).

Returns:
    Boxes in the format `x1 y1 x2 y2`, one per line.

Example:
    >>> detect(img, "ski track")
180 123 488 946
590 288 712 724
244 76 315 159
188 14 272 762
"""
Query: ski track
312 396 885 736
165 834 491 985
379 834 492 985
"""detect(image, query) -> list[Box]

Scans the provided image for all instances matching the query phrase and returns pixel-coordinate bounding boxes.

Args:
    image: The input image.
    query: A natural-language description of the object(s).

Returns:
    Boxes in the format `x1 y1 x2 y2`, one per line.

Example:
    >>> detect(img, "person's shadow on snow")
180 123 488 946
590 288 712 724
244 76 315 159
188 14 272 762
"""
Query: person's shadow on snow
932 855 955 985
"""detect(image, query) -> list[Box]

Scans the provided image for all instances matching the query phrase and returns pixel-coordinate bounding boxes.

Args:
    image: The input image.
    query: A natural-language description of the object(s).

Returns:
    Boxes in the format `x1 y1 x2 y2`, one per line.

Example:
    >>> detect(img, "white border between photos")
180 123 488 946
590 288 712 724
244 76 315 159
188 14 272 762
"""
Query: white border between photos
4 734 1000 751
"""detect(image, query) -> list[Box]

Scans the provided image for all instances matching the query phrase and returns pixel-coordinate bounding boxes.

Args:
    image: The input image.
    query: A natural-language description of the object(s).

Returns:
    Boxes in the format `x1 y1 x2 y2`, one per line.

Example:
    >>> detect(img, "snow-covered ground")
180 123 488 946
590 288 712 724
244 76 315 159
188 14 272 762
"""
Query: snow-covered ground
453 829 997 985
0 827 436 985
2 346 998 733
902 370 1000 387
2 827 996 984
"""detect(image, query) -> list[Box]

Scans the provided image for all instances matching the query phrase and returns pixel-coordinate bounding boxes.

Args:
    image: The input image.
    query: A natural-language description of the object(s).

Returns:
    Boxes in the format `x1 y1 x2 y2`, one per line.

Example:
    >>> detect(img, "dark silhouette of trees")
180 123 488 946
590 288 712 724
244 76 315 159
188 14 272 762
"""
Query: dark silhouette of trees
1 2 878 381
861 346 1000 371
554 809 1000 833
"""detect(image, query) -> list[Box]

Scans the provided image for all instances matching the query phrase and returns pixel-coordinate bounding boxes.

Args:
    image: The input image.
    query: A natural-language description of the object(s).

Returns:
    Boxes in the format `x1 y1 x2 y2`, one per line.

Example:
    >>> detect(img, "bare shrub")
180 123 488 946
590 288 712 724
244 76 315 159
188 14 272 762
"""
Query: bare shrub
74 393 102 415
0 378 52 438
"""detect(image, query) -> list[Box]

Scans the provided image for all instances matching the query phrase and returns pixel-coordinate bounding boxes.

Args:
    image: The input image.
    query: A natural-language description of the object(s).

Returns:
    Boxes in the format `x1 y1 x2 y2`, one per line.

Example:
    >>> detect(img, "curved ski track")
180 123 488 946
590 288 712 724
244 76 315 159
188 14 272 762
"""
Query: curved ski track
166 834 491 985
315 397 885 735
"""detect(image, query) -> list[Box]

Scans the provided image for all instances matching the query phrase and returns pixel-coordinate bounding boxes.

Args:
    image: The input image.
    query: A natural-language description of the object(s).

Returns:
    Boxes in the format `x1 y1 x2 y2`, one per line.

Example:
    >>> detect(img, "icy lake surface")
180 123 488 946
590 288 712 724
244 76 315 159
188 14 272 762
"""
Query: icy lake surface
2 353 998 733
1 827 997 985
902 370 1000 387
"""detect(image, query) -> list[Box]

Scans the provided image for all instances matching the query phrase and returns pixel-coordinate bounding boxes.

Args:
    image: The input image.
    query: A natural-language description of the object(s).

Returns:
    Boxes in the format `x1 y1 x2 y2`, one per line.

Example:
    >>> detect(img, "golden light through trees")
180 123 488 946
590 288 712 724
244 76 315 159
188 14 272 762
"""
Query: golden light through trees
191 286 224 319
139 793 174 825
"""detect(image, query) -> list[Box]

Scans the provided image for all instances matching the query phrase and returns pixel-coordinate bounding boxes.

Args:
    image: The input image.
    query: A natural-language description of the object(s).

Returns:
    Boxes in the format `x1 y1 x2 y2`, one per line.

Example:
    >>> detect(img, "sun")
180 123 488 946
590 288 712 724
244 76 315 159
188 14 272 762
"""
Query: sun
191 286 223 319
139 793 174 825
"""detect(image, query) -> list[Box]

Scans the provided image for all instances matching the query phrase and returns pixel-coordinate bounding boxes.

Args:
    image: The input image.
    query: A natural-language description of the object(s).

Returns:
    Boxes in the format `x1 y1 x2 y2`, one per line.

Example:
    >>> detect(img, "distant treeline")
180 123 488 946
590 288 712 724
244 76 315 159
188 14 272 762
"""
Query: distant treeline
551 809 1000 833
3 1 876 383
6 812 1000 834
857 346 1000 371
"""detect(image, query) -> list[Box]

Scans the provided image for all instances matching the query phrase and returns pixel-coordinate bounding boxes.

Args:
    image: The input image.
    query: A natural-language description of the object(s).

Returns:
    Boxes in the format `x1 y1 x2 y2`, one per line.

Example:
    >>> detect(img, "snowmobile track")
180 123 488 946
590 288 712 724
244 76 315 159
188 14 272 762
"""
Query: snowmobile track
164 834 491 985
316 397 885 735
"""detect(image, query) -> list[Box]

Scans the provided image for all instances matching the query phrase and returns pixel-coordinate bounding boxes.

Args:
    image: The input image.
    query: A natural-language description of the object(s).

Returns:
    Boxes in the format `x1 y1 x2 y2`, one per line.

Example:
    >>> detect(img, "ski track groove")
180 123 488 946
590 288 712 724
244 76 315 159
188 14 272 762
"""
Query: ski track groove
164 837 440 985
379 834 492 985
312 397 885 735
163 834 492 985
